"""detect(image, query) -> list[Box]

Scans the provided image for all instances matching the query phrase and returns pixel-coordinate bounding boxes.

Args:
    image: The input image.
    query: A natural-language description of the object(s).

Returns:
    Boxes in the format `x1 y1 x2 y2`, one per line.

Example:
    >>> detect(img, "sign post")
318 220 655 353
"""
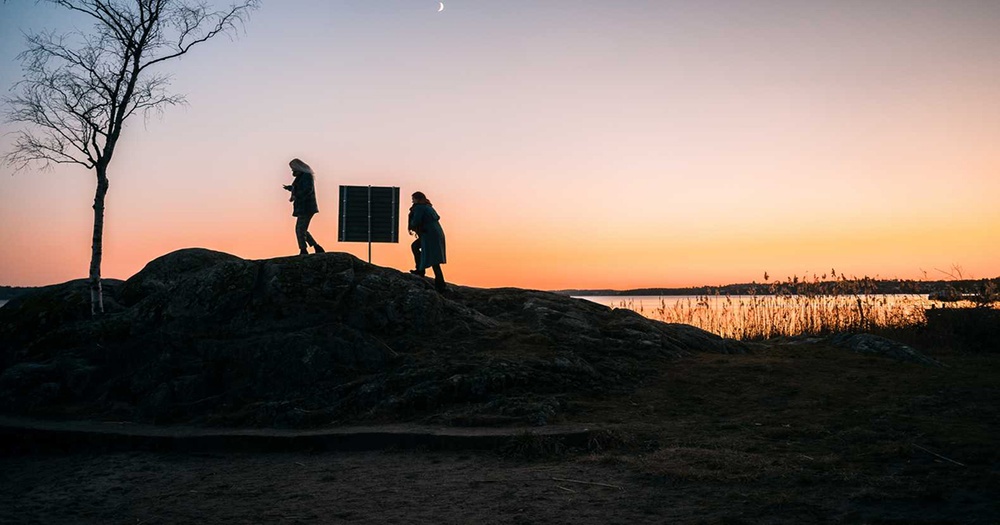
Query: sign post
338 186 400 263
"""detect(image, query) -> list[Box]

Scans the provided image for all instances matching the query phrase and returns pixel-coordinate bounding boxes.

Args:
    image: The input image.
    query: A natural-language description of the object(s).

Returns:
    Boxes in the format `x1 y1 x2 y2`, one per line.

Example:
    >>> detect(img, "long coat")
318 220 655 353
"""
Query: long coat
290 172 319 217
409 204 446 269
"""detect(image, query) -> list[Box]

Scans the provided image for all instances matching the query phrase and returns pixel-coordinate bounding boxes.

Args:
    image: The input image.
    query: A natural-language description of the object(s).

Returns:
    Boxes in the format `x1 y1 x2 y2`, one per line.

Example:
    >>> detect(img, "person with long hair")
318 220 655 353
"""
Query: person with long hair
283 158 325 255
408 191 447 292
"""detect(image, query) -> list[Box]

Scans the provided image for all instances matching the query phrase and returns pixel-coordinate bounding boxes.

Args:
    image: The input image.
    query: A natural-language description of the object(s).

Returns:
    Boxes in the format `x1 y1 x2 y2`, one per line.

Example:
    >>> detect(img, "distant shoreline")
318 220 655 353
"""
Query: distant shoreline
0 286 35 301
3 277 997 301
554 277 1000 297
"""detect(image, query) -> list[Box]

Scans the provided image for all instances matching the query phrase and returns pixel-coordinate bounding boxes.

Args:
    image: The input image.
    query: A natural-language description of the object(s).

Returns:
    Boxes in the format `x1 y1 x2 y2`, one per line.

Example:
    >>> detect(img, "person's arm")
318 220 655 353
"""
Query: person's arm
408 207 424 234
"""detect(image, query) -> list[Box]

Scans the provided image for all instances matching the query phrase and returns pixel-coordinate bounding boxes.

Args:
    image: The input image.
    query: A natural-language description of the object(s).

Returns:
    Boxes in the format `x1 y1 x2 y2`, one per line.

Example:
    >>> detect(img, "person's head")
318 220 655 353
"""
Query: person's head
289 158 313 177
411 191 431 205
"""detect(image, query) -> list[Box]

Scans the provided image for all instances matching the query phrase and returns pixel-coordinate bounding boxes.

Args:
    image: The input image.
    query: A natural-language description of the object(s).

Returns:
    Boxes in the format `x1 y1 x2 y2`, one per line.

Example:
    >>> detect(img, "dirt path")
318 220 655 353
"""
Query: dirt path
2 450 731 525
4 446 994 524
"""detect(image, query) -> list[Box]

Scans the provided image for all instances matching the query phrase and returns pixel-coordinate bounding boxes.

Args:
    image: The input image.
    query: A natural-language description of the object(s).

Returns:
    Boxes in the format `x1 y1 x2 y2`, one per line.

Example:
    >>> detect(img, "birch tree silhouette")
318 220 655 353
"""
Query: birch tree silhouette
2 0 259 314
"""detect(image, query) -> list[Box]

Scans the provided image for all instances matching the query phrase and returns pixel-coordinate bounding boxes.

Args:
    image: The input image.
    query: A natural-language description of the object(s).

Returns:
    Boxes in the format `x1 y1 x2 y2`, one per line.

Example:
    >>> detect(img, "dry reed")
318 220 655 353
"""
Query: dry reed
617 272 939 341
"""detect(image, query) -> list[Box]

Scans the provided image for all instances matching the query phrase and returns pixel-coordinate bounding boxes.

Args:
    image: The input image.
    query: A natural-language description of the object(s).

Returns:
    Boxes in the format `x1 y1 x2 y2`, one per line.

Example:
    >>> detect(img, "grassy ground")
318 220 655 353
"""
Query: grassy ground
567 336 1000 523
2 331 997 524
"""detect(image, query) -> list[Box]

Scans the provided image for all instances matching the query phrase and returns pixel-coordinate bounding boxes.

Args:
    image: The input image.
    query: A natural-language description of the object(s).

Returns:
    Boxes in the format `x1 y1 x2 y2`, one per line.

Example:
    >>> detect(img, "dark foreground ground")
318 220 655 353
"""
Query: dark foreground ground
2 341 997 524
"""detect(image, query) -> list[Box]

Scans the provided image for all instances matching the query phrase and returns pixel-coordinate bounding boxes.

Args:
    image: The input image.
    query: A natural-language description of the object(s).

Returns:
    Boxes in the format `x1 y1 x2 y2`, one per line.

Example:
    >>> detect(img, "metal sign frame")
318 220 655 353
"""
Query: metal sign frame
338 185 399 262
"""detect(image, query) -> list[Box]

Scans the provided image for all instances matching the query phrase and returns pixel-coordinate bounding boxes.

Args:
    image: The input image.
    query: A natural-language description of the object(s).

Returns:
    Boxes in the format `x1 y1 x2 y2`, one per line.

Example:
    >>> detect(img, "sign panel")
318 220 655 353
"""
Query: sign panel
338 186 399 243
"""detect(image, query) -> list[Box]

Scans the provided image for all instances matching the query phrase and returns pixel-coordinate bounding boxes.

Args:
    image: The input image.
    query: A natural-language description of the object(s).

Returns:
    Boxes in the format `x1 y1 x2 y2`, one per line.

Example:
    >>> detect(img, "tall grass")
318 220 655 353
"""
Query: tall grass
618 273 936 341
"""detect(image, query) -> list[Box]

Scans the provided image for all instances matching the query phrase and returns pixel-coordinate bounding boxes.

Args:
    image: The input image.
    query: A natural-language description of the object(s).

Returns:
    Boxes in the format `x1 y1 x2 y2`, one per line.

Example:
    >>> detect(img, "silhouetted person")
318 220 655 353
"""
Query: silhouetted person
408 191 447 292
283 158 325 255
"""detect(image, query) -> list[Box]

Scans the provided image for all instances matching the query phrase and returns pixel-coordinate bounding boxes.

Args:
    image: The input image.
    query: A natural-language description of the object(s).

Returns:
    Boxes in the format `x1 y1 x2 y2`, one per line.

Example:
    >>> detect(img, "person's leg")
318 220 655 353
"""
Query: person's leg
295 216 310 254
298 214 324 253
432 264 446 292
410 238 425 275
305 232 324 253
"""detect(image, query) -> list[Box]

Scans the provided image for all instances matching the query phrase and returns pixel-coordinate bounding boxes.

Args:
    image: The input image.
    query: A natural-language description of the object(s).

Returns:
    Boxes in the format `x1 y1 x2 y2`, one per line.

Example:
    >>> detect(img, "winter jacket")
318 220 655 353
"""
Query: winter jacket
290 171 319 217
408 204 446 268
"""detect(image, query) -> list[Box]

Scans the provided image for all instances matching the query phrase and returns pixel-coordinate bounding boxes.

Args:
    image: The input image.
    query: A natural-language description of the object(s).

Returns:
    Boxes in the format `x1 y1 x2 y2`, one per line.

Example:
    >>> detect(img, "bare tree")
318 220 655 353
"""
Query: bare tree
2 0 259 315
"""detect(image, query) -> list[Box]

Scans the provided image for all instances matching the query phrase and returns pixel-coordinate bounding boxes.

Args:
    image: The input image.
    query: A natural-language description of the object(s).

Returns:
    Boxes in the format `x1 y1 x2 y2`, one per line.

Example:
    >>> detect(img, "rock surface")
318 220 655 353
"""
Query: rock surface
827 333 943 367
0 249 745 428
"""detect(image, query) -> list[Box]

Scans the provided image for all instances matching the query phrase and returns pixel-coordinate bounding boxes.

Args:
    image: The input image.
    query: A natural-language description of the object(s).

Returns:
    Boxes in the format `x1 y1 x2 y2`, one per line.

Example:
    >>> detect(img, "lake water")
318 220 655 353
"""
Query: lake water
575 294 940 310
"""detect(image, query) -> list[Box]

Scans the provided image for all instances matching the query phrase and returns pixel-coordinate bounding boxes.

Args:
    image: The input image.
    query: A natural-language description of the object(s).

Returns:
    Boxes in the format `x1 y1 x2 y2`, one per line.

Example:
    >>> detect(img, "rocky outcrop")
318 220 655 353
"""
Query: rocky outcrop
0 248 745 428
827 333 943 367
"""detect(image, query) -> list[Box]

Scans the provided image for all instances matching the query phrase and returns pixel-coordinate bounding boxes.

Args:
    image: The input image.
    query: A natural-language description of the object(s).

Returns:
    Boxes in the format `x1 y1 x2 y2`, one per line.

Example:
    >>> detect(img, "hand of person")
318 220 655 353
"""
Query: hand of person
283 184 292 191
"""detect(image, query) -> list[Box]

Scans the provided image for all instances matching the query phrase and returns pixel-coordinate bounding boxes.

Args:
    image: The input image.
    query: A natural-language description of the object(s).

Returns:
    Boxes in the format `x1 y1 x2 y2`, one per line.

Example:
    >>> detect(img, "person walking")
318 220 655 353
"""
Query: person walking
408 191 447 292
283 158 325 255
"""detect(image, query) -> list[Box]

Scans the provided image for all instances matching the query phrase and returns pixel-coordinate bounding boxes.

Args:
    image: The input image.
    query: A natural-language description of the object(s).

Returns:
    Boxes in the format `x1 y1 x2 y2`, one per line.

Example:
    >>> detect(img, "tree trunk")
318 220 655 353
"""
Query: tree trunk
89 168 109 316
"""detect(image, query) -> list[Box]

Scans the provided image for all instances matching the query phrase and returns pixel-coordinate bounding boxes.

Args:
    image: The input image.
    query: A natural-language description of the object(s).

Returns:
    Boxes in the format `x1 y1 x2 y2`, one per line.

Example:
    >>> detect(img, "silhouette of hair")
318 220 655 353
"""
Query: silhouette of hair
412 191 432 206
288 158 313 174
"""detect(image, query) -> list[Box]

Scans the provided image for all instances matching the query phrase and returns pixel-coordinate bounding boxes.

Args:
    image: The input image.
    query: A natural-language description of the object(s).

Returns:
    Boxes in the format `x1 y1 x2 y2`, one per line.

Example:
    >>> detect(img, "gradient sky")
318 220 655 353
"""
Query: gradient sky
1 0 999 290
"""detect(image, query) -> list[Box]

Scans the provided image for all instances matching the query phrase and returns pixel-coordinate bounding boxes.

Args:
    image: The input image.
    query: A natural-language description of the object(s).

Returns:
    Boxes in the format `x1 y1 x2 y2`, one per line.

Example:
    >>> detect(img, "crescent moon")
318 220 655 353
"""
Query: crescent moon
438 2 444 12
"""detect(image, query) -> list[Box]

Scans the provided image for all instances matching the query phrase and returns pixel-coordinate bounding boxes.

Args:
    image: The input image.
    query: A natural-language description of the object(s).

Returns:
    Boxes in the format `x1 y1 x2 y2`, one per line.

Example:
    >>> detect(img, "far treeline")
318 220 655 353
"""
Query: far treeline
556 277 1000 298
3 278 998 301
0 286 38 300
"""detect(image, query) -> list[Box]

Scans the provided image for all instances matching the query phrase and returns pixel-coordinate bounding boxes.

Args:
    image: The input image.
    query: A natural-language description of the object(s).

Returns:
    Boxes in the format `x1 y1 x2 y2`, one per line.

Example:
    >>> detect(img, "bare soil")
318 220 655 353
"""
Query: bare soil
2 340 997 524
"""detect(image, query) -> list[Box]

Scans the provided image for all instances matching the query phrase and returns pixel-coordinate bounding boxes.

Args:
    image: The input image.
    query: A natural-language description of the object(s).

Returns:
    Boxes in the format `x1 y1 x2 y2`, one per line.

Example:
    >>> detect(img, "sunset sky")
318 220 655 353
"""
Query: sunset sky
1 0 999 290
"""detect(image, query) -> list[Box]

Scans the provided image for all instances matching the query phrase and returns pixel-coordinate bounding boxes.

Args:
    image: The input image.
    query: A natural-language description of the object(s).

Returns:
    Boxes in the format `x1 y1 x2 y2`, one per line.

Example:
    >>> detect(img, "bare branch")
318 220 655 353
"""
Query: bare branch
3 128 95 172
141 0 259 72
5 1 258 172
